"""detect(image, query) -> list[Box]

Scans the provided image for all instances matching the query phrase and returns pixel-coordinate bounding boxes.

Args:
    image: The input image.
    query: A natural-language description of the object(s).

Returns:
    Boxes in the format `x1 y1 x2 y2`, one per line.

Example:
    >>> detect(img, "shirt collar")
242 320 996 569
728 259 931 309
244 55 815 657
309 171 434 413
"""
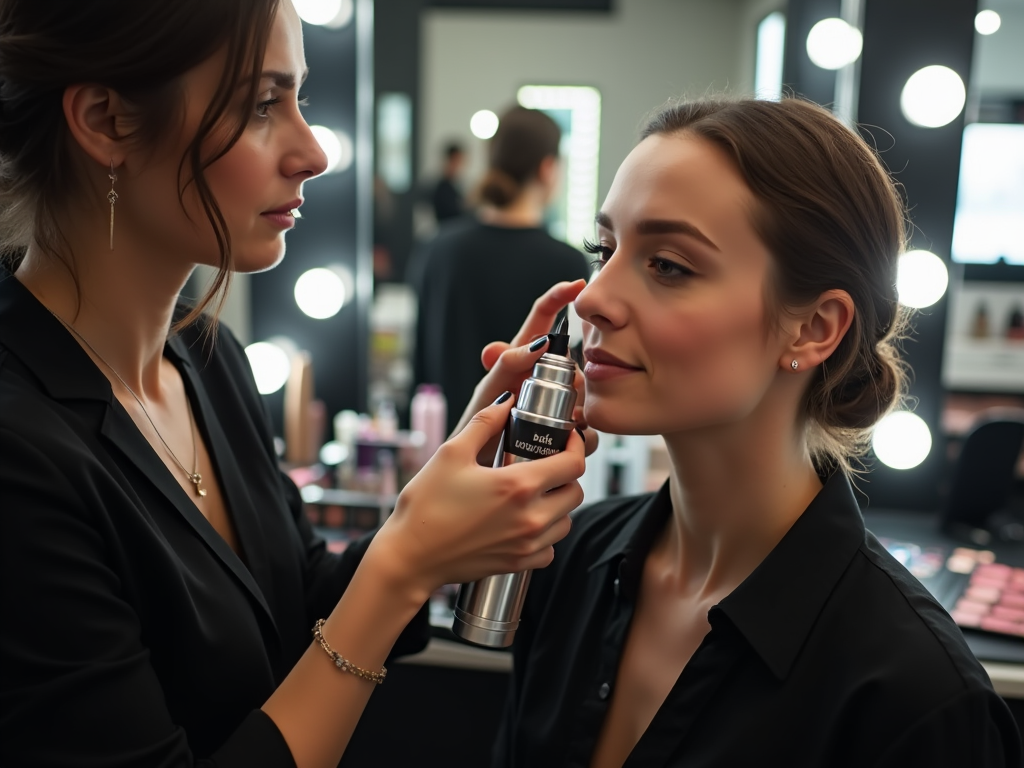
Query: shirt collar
587 470 865 682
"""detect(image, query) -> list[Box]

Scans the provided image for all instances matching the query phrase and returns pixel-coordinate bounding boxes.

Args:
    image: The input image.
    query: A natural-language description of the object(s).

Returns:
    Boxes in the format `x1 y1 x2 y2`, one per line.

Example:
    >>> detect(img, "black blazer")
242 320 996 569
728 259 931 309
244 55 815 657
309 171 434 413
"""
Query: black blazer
0 272 428 767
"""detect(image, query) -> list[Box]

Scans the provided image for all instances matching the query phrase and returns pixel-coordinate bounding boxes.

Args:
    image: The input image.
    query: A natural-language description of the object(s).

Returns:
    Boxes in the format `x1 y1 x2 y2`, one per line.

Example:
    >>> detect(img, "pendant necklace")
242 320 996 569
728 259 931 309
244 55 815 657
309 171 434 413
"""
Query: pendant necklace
50 311 207 498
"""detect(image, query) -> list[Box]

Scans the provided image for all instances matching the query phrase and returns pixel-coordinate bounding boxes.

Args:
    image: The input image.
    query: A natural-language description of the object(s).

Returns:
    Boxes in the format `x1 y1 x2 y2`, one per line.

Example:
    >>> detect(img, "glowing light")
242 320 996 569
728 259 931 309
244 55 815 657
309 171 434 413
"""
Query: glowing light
897 250 949 308
755 12 786 100
245 341 291 395
900 65 966 128
319 441 349 466
292 0 353 28
806 18 863 70
294 267 349 319
310 125 353 174
470 110 499 140
517 85 602 249
872 411 933 470
975 10 1001 35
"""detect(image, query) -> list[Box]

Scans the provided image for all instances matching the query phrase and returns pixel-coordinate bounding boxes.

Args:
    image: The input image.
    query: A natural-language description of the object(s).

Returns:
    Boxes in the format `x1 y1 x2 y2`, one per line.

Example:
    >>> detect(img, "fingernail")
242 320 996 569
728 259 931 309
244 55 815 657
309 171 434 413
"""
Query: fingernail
493 391 512 405
529 337 549 352
575 426 586 442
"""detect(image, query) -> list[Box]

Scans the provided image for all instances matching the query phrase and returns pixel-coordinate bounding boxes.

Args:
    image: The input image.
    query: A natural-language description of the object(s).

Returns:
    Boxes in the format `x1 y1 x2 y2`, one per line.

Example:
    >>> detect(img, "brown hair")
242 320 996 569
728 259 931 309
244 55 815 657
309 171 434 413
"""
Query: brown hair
477 106 561 209
0 0 280 331
641 97 910 472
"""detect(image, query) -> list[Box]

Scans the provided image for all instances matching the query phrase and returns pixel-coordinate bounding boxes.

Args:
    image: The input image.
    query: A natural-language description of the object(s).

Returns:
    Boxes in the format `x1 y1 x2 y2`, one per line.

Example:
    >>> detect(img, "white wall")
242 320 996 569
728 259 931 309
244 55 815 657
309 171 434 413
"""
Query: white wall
420 0 762 205
973 0 1024 98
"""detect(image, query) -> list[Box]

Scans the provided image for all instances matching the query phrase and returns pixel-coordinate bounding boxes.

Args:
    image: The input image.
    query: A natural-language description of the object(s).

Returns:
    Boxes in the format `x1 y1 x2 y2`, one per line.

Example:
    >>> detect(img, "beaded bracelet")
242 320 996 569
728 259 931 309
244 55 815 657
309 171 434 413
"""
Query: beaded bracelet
312 619 388 685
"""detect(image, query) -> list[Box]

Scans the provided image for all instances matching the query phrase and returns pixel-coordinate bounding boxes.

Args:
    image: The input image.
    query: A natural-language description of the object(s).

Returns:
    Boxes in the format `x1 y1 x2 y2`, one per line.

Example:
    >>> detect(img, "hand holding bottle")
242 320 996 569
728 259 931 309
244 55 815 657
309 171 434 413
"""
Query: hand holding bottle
363 390 586 604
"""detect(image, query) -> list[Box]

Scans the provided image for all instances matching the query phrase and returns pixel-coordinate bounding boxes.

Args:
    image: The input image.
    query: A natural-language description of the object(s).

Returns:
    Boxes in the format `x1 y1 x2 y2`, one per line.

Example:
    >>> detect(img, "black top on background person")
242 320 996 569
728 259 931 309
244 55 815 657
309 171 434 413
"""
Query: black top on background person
412 107 590 433
495 472 1021 767
414 219 589 433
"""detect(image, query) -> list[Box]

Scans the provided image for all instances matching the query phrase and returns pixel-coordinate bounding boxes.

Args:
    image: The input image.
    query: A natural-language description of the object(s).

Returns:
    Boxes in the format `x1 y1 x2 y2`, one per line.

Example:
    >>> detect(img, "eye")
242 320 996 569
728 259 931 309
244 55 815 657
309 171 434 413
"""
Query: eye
583 237 614 269
255 97 280 118
649 256 695 280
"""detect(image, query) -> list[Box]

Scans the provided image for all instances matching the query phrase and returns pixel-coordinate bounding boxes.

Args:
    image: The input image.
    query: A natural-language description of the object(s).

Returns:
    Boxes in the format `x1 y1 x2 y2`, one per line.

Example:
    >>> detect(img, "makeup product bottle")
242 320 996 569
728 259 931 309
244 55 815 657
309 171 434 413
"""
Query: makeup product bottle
453 319 577 648
410 384 447 469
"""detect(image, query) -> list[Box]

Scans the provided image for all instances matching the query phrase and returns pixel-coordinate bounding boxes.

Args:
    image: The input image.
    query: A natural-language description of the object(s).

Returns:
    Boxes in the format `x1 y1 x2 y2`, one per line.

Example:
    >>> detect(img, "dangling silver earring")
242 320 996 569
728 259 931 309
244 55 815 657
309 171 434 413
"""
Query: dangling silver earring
107 161 118 251
790 359 799 371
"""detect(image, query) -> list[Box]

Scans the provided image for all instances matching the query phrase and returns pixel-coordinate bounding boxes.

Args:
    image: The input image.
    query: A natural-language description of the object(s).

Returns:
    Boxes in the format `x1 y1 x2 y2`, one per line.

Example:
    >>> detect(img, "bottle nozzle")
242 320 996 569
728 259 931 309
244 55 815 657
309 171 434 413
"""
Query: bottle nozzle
547 317 570 357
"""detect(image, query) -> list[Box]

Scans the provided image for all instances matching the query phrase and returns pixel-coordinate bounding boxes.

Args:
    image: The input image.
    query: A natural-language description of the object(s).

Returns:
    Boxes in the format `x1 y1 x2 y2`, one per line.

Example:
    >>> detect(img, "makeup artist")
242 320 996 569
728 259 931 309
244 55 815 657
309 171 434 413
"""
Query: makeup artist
494 97 1023 768
0 2 587 766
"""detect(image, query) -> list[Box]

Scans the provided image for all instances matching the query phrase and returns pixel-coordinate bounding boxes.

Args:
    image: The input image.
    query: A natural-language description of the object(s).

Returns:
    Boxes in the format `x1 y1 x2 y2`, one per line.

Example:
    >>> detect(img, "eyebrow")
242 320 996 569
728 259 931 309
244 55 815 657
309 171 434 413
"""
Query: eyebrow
595 211 719 252
261 69 310 89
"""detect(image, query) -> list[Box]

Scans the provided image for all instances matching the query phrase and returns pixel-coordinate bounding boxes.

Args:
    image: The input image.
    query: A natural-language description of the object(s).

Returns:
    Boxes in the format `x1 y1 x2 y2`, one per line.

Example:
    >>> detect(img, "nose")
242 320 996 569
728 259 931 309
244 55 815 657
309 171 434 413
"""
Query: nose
574 255 629 331
285 119 330 180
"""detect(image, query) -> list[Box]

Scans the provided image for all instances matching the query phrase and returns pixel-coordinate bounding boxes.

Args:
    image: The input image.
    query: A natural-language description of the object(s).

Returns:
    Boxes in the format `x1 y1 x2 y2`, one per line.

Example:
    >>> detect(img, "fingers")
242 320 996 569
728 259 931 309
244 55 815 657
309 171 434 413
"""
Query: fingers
448 391 515 456
509 280 588 348
499 427 587 494
480 341 509 372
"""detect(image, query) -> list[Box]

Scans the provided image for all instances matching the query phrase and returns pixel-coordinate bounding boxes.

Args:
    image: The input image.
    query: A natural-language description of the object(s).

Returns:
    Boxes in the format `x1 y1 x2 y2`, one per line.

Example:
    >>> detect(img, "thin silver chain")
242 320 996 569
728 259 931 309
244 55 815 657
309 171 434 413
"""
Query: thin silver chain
49 310 206 497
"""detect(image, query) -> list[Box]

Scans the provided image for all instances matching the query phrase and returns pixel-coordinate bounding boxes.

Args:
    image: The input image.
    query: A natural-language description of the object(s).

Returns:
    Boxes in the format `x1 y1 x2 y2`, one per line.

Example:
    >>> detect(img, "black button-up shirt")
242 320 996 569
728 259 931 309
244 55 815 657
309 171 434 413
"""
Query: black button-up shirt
494 473 1022 767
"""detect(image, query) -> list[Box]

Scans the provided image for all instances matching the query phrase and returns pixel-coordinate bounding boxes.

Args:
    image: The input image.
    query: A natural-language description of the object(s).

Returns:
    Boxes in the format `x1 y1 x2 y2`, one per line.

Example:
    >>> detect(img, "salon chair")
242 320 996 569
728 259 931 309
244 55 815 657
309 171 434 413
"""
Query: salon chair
940 410 1024 545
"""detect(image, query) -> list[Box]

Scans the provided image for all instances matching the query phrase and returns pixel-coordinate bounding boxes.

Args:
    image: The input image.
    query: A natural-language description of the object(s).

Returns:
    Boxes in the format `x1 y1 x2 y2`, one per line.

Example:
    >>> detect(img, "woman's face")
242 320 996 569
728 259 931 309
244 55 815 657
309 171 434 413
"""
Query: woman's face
575 133 792 437
124 0 326 274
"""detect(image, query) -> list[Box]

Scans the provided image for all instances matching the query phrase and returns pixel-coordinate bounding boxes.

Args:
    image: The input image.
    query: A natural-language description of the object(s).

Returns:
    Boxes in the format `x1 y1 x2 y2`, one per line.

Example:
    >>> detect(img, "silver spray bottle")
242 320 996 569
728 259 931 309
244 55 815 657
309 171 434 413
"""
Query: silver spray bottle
453 319 577 647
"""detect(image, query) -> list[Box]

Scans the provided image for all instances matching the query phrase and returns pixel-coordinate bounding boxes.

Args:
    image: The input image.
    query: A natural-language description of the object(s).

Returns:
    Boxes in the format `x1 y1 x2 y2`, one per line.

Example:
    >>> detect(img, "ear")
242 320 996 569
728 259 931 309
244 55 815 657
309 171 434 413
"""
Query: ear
782 289 855 373
62 84 133 170
536 155 559 187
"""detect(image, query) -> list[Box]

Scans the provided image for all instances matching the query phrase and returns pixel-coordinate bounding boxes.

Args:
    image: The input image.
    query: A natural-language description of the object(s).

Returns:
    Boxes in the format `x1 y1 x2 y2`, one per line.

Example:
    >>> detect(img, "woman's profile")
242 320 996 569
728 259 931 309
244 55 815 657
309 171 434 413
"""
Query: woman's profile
0 1 587 766
494 97 1022 767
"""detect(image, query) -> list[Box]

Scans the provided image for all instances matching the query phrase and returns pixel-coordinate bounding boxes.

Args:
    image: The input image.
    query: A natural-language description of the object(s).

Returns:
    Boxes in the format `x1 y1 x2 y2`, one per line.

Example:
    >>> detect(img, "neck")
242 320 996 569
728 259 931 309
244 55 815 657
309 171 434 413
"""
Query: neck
656 395 823 599
478 183 547 228
16 213 193 398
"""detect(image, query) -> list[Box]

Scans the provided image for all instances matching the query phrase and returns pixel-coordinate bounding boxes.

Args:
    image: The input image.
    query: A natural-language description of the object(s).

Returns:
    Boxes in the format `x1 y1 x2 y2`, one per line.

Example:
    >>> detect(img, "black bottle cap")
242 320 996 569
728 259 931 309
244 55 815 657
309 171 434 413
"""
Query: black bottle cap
547 317 570 357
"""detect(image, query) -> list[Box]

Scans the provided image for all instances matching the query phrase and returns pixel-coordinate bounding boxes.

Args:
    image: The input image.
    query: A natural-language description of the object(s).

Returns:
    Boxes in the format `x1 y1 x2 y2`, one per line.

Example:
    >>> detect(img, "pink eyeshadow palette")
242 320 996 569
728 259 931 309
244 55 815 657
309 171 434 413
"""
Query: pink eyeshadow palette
950 562 1024 638
879 538 1024 641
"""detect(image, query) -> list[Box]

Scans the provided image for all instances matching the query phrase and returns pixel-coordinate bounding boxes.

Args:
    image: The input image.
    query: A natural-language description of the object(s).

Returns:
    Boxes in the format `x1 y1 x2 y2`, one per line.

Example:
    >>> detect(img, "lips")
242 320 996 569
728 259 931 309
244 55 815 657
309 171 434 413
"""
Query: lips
583 347 643 381
262 198 303 216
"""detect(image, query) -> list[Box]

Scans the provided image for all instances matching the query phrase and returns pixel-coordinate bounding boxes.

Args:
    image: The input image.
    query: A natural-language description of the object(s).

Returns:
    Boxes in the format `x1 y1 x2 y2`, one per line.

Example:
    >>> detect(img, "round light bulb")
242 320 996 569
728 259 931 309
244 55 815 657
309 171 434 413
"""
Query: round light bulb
900 65 966 128
470 109 499 140
872 411 933 470
896 250 949 308
310 125 353 174
975 10 1001 35
293 0 353 28
806 18 864 70
244 341 291 395
294 267 348 319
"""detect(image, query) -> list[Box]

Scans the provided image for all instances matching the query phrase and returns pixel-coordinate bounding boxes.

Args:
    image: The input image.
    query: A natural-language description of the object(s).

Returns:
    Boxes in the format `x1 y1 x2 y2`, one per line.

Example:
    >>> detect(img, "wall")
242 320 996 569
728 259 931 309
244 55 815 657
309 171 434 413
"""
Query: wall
973 0 1024 98
420 0 754 204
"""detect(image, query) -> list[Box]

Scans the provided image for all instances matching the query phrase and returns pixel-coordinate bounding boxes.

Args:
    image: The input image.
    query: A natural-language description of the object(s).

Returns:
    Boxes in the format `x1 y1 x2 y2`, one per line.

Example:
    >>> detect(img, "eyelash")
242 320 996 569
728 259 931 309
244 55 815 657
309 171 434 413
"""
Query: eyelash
583 238 695 280
255 92 310 118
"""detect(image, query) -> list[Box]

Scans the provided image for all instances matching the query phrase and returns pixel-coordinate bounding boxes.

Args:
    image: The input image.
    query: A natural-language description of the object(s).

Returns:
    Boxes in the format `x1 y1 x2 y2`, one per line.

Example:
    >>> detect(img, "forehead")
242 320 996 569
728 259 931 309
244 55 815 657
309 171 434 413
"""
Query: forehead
601 133 756 233
266 0 306 69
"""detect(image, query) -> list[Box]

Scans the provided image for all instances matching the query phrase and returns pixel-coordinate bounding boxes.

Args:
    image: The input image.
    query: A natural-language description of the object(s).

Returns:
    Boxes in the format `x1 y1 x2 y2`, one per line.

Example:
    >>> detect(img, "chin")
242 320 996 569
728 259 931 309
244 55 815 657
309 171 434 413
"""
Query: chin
583 400 662 437
233 241 287 274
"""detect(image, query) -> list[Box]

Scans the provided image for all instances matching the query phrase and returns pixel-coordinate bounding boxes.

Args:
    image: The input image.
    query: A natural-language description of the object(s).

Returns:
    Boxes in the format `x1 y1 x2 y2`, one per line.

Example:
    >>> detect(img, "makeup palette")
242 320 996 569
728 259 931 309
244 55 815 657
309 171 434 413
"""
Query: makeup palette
879 538 1024 640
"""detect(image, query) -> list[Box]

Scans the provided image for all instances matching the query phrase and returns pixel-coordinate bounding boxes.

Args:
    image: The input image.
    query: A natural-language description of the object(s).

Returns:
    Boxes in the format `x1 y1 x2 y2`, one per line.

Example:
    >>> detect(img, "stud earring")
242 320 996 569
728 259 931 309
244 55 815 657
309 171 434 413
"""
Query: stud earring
791 359 799 371
107 161 118 251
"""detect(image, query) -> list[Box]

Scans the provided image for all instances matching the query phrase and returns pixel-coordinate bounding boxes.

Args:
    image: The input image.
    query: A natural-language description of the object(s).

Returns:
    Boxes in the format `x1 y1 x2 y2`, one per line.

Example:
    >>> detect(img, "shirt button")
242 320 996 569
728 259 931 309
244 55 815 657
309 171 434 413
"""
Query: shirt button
598 682 611 700
612 577 620 596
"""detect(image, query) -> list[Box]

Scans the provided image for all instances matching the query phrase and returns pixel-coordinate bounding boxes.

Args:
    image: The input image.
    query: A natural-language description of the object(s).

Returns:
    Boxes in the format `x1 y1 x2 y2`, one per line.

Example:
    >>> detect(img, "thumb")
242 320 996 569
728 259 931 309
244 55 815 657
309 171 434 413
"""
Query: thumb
452 390 514 456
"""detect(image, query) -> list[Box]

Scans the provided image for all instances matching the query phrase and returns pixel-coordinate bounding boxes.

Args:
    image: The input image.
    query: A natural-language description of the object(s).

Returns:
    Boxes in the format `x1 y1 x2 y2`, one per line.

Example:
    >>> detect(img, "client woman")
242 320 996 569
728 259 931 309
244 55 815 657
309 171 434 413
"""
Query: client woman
492 98 1022 767
0 2 586 767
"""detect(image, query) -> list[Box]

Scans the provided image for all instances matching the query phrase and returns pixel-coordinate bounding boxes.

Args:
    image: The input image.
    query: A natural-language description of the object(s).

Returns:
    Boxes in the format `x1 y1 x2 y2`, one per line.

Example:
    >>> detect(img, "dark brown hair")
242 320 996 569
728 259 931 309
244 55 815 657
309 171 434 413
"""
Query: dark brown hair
641 97 910 471
0 0 280 331
477 106 561 209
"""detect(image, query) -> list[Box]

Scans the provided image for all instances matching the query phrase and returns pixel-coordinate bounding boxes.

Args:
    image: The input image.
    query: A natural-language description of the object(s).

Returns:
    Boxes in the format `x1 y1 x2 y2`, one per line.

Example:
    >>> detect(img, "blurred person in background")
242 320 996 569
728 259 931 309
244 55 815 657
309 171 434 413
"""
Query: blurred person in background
431 139 467 224
412 106 591 434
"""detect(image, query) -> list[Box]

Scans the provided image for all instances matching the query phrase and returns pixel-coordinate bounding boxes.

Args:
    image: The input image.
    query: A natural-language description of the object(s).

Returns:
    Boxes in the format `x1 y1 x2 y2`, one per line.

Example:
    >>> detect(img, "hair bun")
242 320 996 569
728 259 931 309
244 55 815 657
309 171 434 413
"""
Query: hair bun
477 168 521 208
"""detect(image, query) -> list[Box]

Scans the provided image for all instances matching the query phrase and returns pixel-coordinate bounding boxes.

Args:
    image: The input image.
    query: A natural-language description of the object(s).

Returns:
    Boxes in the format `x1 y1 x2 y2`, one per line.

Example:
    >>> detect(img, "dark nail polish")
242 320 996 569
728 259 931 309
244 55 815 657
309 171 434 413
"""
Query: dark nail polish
493 390 512 405
575 426 586 442
529 336 549 352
